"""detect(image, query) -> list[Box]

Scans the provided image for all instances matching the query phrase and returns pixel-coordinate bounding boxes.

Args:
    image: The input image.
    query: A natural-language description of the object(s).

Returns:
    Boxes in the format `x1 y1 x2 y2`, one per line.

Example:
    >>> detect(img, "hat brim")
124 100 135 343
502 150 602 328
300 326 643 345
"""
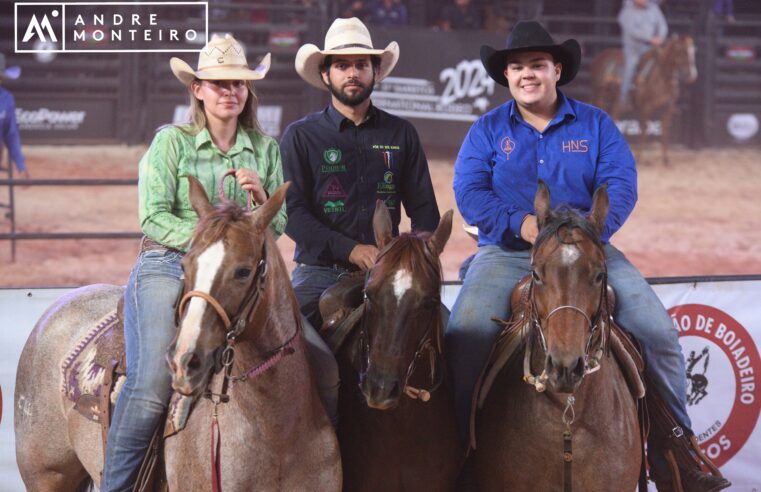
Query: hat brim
170 53 271 86
480 39 581 87
0 66 21 80
295 41 400 91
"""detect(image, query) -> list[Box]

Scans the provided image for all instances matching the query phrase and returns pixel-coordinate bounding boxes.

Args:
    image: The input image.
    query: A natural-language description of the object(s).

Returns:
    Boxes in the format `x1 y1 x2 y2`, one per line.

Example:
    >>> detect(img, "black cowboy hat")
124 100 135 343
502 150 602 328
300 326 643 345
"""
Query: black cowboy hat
480 21 581 87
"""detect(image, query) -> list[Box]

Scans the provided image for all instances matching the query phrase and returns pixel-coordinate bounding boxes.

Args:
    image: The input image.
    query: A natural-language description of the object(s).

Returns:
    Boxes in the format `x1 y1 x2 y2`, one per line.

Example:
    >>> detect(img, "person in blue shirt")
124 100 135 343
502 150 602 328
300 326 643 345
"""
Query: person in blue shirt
0 53 29 179
448 21 729 492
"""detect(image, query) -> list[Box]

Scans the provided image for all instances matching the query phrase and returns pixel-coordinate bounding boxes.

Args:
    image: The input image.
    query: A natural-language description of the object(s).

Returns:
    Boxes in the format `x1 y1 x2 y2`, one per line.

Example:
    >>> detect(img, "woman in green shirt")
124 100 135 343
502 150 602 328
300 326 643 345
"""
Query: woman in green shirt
102 34 338 491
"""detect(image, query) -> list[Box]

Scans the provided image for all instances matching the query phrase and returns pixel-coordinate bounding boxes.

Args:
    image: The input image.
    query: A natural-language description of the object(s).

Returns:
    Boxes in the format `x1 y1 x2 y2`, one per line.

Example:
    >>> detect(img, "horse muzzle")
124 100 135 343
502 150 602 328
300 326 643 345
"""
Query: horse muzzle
546 353 585 394
360 371 402 410
167 350 210 396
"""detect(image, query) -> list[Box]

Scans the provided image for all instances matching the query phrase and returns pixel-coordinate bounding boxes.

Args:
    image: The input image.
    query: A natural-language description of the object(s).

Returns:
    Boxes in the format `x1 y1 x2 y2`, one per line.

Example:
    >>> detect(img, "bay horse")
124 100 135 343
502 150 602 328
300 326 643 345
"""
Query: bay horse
473 183 642 491
323 201 461 491
590 35 698 165
15 176 341 491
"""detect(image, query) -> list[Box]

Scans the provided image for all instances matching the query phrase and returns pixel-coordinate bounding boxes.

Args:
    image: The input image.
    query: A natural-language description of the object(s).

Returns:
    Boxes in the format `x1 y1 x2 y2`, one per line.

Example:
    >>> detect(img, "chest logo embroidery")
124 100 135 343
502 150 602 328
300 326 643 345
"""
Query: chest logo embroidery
500 136 516 159
562 140 589 153
322 148 346 173
322 175 347 199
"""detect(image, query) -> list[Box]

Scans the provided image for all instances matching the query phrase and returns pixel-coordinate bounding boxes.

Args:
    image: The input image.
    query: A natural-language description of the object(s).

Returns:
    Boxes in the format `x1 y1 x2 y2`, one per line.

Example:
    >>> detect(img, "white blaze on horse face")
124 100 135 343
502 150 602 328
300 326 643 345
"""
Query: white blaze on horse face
175 241 226 362
560 244 581 265
687 41 698 81
393 268 413 305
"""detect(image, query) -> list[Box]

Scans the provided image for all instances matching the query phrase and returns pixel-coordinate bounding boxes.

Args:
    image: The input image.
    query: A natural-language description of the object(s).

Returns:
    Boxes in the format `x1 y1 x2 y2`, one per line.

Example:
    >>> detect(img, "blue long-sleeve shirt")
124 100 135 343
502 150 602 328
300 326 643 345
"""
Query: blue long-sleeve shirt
453 91 637 250
0 87 26 173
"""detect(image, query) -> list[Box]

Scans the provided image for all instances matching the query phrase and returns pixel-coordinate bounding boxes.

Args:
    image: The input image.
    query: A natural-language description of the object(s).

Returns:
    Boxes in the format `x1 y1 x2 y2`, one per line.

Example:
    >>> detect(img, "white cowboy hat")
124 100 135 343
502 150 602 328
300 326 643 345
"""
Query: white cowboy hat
170 34 270 86
295 17 399 91
0 53 21 80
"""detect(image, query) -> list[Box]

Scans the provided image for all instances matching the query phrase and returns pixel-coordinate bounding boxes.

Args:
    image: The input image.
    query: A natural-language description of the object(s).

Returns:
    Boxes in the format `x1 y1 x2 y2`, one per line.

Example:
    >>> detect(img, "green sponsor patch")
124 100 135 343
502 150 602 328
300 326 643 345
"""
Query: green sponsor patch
323 199 346 213
323 148 342 165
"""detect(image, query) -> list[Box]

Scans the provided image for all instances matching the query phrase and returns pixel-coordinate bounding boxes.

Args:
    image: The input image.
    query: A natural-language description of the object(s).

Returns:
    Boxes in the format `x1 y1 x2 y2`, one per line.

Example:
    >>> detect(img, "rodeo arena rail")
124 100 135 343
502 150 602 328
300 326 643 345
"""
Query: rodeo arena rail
1 0 761 490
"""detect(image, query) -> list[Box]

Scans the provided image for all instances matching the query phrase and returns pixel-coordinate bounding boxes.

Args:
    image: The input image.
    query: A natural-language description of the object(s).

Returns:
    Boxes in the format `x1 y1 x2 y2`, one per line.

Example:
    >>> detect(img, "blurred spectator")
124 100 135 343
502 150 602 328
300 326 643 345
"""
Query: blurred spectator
0 53 28 179
438 0 482 31
713 0 735 22
365 0 408 27
617 0 667 108
342 0 369 21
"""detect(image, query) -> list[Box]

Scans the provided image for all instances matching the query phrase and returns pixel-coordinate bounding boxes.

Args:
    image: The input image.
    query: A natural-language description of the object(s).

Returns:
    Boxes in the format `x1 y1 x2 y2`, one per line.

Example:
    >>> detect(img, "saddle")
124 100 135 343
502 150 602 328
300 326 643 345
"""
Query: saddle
318 271 366 354
468 276 646 450
60 299 192 491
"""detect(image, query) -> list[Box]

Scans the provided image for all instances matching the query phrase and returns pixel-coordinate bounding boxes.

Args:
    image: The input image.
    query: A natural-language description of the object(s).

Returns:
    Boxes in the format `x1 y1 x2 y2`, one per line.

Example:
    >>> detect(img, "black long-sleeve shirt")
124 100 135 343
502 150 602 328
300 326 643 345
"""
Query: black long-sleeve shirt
280 104 440 269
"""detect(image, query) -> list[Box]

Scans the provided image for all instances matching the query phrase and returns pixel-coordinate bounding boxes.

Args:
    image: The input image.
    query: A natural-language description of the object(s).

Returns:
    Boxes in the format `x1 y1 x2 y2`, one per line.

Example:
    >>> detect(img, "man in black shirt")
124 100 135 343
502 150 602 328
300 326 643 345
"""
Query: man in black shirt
281 17 440 330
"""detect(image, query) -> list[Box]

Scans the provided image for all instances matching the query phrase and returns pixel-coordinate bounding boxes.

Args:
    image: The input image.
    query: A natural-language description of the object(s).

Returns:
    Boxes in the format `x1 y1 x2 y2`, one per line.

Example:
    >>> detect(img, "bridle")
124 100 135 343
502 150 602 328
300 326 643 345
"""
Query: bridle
357 237 444 402
522 249 611 393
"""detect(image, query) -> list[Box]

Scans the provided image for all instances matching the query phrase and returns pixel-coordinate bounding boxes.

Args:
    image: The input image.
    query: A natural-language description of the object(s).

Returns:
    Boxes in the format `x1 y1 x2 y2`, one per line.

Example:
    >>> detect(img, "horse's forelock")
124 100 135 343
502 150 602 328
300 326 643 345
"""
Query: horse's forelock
534 207 603 255
372 232 441 292
191 200 252 249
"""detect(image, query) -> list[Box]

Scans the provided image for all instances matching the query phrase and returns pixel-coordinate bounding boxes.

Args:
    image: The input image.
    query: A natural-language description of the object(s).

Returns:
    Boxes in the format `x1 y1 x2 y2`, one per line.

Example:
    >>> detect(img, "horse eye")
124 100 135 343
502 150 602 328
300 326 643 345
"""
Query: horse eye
595 272 605 284
532 270 542 283
234 267 252 280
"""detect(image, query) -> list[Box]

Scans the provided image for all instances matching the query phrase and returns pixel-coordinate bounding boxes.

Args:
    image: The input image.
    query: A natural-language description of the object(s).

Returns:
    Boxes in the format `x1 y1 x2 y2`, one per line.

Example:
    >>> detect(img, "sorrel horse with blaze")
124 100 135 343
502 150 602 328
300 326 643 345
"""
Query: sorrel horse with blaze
591 35 698 165
473 183 642 491
324 201 461 491
14 176 341 491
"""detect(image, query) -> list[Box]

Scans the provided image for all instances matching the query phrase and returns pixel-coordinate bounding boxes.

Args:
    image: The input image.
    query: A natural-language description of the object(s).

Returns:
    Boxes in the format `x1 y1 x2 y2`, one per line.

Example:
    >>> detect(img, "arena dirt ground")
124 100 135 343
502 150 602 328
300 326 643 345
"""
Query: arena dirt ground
0 144 760 288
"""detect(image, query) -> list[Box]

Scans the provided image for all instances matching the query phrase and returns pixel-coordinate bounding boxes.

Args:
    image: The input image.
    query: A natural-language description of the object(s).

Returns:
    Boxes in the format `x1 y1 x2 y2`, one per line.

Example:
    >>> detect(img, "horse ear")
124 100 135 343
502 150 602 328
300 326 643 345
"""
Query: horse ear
253 182 290 232
188 176 214 219
373 199 393 249
534 181 551 230
427 210 453 257
588 183 609 236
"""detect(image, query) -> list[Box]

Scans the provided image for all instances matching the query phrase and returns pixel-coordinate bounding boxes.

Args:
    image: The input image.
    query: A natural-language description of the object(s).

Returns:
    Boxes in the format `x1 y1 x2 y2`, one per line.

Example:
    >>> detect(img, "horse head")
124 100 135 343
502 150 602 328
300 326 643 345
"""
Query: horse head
166 176 288 396
666 34 698 83
358 201 453 409
529 181 609 394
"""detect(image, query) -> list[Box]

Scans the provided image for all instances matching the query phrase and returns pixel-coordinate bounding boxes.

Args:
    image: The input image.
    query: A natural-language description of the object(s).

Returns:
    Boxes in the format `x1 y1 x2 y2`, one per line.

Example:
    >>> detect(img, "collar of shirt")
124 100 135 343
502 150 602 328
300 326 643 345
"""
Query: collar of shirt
508 90 577 132
193 125 254 156
326 103 378 131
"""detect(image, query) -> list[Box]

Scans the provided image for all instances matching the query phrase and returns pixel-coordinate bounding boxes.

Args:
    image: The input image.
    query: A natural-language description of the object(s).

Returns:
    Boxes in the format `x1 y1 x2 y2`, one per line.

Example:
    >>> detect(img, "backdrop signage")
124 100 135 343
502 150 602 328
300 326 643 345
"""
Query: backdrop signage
15 98 117 140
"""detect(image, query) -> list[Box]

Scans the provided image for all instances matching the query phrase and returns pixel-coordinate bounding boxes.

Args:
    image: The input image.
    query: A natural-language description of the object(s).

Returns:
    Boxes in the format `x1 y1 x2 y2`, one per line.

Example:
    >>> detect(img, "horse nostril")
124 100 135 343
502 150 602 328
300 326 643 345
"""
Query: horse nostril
388 380 401 399
180 352 201 372
573 357 585 377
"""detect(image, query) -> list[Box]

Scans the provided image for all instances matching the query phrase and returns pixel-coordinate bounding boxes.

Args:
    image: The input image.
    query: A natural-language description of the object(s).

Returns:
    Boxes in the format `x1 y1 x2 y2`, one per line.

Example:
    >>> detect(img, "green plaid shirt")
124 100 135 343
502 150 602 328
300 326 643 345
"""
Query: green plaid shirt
138 125 287 251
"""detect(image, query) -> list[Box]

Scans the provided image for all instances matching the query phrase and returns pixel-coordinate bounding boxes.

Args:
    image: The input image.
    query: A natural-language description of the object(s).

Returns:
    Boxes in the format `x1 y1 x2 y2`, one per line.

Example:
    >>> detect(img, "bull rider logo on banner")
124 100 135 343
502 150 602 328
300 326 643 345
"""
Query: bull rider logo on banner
669 304 761 466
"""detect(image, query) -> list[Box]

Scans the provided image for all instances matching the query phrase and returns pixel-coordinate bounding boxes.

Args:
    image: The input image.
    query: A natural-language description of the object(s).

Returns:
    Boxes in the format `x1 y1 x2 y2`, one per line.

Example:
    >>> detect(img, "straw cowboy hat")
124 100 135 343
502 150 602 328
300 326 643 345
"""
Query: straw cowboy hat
295 17 400 90
170 34 270 86
0 53 21 80
480 21 581 87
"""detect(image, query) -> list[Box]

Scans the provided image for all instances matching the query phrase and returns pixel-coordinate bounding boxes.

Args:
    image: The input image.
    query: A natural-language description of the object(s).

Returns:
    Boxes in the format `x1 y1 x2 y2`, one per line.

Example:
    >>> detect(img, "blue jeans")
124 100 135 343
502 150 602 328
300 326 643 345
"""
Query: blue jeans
446 244 690 476
102 249 183 492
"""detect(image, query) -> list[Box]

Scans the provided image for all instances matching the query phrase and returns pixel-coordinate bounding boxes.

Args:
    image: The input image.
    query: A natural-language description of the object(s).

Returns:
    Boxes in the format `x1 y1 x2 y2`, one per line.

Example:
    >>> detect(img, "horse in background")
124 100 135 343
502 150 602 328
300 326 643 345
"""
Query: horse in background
15 177 341 491
473 183 643 491
320 201 461 491
591 35 698 165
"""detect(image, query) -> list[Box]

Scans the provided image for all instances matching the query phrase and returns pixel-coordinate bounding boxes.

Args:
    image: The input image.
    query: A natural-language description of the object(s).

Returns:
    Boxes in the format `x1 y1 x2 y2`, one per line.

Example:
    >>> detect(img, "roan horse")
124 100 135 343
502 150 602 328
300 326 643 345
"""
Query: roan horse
590 35 698 165
320 201 461 491
15 176 341 491
473 183 643 492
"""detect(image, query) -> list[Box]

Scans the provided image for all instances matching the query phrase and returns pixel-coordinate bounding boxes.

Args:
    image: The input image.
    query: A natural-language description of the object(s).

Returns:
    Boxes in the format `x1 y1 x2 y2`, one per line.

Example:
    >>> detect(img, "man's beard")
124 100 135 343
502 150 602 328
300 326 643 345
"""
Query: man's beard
327 74 375 106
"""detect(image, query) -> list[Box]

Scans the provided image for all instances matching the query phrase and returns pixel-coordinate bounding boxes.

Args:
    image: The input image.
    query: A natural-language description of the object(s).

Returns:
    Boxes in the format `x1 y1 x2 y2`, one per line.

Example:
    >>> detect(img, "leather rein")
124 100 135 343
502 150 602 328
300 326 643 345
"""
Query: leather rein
522 239 614 492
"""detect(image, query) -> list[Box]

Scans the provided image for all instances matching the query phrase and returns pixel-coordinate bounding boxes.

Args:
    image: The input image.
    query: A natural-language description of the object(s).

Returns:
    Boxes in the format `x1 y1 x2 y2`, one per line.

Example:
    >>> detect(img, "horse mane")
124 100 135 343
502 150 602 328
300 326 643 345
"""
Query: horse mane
372 231 442 290
534 207 602 253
